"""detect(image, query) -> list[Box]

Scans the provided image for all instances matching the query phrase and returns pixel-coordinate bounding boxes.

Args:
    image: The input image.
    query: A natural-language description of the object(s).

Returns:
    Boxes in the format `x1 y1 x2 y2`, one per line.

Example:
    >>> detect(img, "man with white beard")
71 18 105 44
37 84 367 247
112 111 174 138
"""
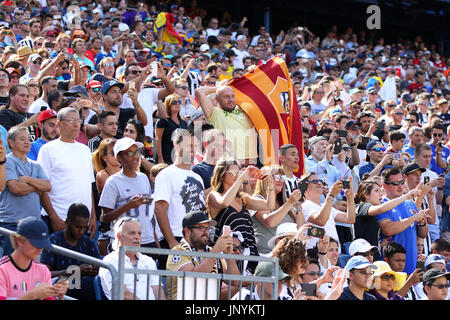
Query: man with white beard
305 136 340 187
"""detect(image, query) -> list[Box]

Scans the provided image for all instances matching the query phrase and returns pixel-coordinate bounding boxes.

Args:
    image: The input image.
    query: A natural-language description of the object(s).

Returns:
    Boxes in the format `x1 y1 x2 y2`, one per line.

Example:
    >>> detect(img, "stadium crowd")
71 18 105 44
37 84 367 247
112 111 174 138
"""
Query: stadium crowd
0 0 449 301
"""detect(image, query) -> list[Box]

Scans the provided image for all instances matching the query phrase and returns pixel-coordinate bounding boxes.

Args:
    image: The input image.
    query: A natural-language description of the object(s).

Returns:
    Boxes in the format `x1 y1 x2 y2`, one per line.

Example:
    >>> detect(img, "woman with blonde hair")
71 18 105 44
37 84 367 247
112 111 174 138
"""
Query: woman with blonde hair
92 138 121 194
207 158 275 274
154 93 188 164
23 78 40 103
251 165 304 254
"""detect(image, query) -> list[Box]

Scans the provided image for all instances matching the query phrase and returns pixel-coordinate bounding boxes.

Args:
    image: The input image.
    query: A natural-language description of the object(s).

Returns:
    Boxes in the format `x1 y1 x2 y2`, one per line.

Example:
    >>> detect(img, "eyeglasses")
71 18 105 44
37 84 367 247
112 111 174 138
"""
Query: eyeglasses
380 274 396 281
370 147 386 152
433 133 443 137
302 271 324 277
63 118 83 125
355 269 375 276
171 100 182 105
386 179 405 186
232 244 244 253
430 284 449 289
189 225 214 232
130 70 141 75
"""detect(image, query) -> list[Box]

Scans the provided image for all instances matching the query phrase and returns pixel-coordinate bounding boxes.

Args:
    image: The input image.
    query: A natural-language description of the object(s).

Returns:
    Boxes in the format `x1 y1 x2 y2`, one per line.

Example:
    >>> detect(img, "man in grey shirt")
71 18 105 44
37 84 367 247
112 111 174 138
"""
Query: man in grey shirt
0 126 51 256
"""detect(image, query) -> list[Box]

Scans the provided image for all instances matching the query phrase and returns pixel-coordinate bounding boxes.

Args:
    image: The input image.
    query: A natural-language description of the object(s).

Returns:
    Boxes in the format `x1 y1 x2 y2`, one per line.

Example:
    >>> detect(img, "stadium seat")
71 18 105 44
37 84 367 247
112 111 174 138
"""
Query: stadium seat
343 242 352 255
338 254 351 268
94 275 108 300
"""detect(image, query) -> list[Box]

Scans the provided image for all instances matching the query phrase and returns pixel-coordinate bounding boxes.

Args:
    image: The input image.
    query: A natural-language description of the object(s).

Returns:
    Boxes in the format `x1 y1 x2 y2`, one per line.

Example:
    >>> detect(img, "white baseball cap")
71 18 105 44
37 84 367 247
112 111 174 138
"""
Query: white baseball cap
199 44 210 52
349 238 378 256
267 223 298 249
424 254 446 269
113 137 144 157
236 35 247 41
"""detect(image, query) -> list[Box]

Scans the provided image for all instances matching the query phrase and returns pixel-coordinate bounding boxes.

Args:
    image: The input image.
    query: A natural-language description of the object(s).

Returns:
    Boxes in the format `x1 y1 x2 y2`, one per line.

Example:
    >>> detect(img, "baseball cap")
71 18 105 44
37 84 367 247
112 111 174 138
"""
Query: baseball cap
424 254 447 269
28 53 42 63
113 137 144 157
422 268 450 285
86 80 102 89
349 88 361 95
190 108 204 122
345 255 377 271
267 222 298 249
63 85 88 98
348 238 378 256
255 261 290 281
366 87 377 94
101 79 125 95
182 211 217 229
330 107 343 117
300 101 311 109
223 49 236 58
199 44 210 52
366 139 381 151
437 98 448 105
38 109 57 124
16 216 52 249
90 73 108 84
79 61 92 70
344 120 361 130
402 162 426 175
236 35 247 41
309 135 327 148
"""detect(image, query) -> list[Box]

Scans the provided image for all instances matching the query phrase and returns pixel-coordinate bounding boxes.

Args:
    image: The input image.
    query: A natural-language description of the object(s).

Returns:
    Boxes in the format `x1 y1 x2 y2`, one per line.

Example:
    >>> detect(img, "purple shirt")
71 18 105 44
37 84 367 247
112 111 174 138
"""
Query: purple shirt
368 289 404 300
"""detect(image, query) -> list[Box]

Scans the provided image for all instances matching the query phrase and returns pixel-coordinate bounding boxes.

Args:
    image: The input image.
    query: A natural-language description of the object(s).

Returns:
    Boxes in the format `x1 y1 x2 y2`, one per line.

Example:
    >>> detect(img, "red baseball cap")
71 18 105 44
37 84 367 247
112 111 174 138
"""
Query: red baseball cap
38 109 57 124
87 80 102 89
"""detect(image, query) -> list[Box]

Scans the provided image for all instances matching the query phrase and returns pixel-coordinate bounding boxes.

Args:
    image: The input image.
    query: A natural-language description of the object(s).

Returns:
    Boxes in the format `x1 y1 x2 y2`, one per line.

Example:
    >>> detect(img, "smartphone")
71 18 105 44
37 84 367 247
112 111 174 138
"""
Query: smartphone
40 106 47 112
358 136 370 150
150 61 158 77
127 33 134 39
64 53 73 61
416 260 425 271
142 196 153 204
129 82 135 90
301 283 317 296
252 168 262 180
336 130 347 138
222 225 231 237
56 275 68 284
307 226 325 238
424 176 430 184
334 138 342 154
342 180 350 189
438 142 443 148
298 180 308 192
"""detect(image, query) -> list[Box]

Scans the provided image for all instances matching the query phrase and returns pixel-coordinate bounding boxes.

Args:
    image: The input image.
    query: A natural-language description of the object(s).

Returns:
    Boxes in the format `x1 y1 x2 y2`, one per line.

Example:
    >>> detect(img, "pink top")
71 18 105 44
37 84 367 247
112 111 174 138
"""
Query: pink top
0 255 53 300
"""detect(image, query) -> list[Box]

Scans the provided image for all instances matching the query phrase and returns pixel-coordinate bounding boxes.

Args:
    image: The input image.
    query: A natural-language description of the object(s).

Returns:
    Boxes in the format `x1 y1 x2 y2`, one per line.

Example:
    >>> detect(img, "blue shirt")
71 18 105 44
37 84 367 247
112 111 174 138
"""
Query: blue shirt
402 144 415 159
94 49 117 67
305 156 340 187
337 287 377 300
377 198 418 274
359 162 393 179
429 143 450 175
27 138 47 161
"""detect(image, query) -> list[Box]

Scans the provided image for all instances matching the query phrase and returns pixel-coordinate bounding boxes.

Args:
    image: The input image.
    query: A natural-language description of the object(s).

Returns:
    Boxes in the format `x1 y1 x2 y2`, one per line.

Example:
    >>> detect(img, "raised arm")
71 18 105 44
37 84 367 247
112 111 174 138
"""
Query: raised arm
195 85 217 119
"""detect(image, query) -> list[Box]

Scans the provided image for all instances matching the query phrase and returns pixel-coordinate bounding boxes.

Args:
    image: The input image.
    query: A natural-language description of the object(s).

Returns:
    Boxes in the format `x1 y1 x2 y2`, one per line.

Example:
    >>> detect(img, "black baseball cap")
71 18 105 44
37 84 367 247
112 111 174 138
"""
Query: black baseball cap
182 211 217 229
402 163 426 175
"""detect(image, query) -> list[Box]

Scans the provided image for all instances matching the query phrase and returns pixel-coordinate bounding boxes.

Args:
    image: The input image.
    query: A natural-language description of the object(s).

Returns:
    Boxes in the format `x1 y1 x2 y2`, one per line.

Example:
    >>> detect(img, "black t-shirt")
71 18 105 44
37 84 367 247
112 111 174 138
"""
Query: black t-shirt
0 96 8 107
0 108 38 141
155 118 187 164
439 112 450 131
354 202 380 247
192 161 215 189
88 108 136 138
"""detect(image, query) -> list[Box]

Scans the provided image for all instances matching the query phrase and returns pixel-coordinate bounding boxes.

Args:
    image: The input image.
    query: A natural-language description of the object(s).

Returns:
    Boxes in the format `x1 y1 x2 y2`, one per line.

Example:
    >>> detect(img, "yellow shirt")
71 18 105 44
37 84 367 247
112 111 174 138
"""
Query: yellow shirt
207 106 258 161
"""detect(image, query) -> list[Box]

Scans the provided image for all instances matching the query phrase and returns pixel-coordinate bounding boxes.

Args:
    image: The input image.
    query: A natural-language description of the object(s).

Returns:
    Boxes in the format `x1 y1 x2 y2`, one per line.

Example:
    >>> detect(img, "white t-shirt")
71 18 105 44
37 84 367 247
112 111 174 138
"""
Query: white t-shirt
99 170 153 243
153 165 206 238
232 48 250 70
28 97 49 114
99 251 159 300
37 139 95 221
137 88 159 139
301 199 341 249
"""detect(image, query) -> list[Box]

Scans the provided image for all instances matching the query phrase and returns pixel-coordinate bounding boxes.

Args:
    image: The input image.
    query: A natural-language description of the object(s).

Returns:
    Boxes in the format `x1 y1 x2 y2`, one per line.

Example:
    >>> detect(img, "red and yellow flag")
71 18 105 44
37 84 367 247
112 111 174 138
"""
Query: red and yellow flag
228 55 304 177
153 12 183 45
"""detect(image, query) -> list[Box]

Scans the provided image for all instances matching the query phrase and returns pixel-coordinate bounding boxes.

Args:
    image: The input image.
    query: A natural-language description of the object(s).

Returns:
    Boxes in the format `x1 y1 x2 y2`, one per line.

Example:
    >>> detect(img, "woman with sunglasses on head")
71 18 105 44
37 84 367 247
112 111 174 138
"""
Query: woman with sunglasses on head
355 177 419 250
23 78 39 103
207 158 276 274
155 94 188 165
172 78 197 121
251 165 304 255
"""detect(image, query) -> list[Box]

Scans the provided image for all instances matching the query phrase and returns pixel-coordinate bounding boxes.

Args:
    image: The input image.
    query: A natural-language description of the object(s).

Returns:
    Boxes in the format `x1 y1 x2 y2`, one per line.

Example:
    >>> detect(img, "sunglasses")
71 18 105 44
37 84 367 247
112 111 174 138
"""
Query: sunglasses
92 87 101 92
130 70 141 75
233 244 244 253
343 146 351 151
273 174 283 182
227 169 240 177
206 81 216 85
394 112 404 115
433 133 443 137
302 271 324 277
28 84 39 87
177 86 188 90
386 179 405 186
430 284 449 289
10 75 20 79
370 147 386 152
309 179 325 185
380 274 395 281
406 119 417 122
104 62 115 67
118 216 136 227
32 60 42 64
171 100 182 105
122 150 141 157
355 269 375 276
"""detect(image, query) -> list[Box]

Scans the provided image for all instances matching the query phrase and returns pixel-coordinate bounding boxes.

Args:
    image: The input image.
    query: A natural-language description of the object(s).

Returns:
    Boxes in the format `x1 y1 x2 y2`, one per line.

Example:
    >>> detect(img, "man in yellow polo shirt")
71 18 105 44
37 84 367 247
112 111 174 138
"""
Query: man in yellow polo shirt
195 85 258 165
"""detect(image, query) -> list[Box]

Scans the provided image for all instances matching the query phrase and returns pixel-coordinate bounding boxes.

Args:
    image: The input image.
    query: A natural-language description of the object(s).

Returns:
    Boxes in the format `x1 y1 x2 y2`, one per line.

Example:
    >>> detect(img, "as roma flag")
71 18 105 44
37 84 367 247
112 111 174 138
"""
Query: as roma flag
228 55 304 177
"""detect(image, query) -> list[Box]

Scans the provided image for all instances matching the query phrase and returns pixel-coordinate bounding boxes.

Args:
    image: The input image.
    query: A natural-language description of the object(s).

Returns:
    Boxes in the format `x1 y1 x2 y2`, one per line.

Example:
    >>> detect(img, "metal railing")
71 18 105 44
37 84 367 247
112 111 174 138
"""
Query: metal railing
0 226 120 300
117 246 280 300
